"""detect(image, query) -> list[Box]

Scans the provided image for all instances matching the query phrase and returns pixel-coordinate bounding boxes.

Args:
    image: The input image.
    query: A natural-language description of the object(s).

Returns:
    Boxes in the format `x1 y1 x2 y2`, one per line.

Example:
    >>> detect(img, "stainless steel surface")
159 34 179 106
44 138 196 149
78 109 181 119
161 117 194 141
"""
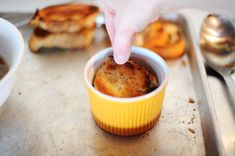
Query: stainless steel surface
200 14 235 111
207 75 235 156
182 10 235 156
179 14 225 156
0 13 223 155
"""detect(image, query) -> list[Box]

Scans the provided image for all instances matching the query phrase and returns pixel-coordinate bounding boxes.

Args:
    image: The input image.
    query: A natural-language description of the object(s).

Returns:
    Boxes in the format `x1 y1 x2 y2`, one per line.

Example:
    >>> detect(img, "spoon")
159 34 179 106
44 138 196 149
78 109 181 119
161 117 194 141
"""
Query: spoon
200 14 235 109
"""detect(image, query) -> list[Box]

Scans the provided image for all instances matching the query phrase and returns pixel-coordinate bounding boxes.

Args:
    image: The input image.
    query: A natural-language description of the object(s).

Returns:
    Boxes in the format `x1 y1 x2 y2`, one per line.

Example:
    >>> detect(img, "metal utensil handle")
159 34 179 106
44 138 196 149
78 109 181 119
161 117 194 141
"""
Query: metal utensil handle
223 73 235 109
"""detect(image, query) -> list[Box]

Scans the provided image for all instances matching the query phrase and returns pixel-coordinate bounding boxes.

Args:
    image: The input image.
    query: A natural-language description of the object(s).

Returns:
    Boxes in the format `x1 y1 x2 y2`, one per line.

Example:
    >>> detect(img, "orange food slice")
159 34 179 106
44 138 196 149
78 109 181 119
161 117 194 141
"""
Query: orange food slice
148 21 164 32
134 20 186 59
146 30 170 47
144 37 185 59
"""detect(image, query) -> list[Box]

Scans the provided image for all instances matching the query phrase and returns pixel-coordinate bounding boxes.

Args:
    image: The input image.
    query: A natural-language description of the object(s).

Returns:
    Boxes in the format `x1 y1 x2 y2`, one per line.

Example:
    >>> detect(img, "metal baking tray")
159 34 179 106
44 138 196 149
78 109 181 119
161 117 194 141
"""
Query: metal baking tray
0 13 224 155
206 70 235 156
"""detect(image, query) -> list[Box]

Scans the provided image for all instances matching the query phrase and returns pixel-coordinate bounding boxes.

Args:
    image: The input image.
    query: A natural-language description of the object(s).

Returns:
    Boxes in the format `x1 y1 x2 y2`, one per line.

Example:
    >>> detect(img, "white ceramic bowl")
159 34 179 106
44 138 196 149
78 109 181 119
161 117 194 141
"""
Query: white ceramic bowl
0 18 24 107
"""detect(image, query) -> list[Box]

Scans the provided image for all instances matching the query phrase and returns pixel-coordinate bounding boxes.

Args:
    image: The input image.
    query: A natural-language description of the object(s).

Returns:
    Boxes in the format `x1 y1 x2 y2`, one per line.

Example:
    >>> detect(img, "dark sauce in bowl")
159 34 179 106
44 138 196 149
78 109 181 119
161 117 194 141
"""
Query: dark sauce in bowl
0 56 9 80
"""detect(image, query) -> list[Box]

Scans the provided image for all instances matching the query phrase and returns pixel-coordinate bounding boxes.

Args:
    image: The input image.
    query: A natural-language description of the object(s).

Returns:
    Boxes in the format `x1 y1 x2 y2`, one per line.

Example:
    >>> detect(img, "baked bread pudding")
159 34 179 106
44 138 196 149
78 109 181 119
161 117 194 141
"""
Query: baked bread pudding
134 20 186 59
28 3 99 52
93 56 159 98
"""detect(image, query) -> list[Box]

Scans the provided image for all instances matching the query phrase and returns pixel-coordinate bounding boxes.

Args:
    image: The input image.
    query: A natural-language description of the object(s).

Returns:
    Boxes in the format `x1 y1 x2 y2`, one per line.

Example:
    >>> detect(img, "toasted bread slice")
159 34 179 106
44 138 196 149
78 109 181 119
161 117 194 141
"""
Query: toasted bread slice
93 56 158 98
30 3 99 33
29 27 95 52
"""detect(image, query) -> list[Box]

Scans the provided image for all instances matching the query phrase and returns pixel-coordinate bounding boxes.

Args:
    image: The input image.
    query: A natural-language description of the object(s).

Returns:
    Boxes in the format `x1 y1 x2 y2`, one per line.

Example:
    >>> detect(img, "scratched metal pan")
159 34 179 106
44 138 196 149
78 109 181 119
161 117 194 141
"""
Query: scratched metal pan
159 14 225 156
0 13 224 156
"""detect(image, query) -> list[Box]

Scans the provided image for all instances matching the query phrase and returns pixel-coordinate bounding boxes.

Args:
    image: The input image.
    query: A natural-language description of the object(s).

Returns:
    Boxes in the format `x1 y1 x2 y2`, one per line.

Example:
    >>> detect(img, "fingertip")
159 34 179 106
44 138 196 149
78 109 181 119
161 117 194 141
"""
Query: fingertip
113 29 134 64
114 50 130 65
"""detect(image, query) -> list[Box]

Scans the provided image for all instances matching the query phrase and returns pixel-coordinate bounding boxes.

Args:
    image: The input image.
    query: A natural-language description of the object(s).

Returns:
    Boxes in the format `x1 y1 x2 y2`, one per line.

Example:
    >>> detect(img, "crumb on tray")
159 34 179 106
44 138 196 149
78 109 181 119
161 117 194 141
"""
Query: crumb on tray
188 128 195 134
181 60 186 66
188 98 195 104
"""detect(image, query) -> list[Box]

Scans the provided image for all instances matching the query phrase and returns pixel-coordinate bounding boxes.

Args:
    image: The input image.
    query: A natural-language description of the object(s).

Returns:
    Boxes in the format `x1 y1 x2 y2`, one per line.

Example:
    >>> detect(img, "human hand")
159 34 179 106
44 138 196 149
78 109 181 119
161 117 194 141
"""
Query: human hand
102 0 234 64
102 0 182 64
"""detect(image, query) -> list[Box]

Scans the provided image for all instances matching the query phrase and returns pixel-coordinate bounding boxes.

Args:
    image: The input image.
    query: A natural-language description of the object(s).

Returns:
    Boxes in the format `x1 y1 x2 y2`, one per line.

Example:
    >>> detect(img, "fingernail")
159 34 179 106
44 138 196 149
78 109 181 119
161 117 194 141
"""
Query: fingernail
114 53 129 65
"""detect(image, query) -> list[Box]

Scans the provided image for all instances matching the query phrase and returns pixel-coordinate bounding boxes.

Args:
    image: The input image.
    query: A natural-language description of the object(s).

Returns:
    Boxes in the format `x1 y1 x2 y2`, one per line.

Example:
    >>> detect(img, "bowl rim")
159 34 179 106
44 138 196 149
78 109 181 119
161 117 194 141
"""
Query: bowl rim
84 46 169 103
0 18 24 86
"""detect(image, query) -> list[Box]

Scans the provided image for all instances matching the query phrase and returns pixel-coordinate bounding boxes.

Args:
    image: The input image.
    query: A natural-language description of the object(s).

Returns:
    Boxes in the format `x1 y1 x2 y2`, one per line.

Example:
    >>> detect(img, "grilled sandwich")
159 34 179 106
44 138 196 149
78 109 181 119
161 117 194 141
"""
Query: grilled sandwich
28 3 99 52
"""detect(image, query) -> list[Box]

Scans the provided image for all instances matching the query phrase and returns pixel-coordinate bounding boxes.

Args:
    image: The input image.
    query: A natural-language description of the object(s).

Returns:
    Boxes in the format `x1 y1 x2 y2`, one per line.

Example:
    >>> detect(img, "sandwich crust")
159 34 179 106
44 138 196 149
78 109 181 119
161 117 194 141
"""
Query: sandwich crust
29 3 99 33
93 56 159 98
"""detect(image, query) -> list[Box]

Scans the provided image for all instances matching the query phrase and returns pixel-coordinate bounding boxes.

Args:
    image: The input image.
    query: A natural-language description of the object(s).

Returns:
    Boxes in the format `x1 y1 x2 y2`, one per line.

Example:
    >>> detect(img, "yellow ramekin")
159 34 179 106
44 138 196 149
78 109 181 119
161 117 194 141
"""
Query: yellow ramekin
84 46 169 136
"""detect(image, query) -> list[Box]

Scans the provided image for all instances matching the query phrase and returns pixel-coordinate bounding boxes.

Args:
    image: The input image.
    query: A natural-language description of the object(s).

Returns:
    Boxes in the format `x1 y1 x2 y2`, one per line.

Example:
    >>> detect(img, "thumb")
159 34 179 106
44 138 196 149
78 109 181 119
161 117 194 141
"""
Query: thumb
113 29 135 64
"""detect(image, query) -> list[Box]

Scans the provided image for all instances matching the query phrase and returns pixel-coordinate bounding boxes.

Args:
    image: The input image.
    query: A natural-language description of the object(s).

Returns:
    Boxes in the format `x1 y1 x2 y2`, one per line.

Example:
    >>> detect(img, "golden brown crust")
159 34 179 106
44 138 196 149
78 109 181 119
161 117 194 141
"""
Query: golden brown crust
93 56 158 98
29 3 99 33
